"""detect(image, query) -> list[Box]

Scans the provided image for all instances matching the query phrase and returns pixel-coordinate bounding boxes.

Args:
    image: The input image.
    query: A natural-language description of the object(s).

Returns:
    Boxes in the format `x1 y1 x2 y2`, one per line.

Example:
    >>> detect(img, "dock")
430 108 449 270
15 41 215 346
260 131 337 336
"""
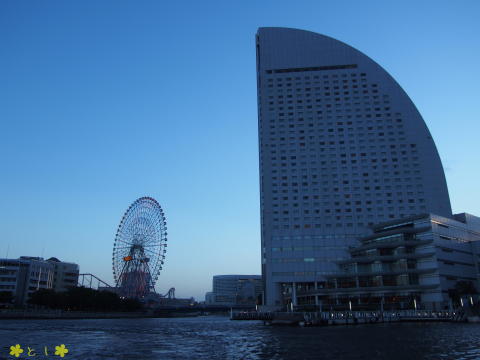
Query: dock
231 310 462 326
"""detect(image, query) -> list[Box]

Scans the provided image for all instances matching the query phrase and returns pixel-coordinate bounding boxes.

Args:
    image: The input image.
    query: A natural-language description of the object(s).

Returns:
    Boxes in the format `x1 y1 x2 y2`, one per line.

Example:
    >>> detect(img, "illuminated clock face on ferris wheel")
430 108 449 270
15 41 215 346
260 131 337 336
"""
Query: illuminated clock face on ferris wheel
112 197 167 298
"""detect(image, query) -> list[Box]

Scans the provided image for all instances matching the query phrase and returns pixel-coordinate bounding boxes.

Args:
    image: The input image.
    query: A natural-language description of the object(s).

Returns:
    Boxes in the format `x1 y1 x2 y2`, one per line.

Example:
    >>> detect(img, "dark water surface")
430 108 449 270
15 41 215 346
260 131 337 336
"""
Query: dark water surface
1 316 480 359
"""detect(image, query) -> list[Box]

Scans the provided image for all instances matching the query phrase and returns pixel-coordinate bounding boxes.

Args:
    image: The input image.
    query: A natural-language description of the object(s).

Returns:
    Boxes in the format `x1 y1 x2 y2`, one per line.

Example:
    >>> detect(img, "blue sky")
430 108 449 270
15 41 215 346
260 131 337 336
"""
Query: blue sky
1 0 479 300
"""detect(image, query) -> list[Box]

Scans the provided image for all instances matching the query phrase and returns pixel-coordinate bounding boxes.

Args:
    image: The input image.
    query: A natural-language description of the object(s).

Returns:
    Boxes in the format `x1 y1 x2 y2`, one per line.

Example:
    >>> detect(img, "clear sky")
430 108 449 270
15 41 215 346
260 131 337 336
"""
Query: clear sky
1 0 479 300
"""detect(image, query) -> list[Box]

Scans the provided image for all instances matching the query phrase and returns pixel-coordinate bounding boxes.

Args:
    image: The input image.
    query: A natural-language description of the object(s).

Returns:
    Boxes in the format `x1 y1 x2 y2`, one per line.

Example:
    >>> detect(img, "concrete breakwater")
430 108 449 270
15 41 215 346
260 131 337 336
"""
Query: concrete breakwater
0 309 200 320
0 309 153 320
0 306 214 320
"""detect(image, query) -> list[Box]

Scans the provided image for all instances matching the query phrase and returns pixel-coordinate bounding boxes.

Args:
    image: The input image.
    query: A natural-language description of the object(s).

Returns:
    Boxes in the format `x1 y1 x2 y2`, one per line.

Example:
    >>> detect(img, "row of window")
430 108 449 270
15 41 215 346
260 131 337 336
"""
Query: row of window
272 258 322 263
261 69 430 236
0 285 15 289
272 246 346 252
268 94 380 104
265 64 359 75
272 271 333 277
266 71 364 80
272 205 425 215
267 94 388 102
269 216 424 229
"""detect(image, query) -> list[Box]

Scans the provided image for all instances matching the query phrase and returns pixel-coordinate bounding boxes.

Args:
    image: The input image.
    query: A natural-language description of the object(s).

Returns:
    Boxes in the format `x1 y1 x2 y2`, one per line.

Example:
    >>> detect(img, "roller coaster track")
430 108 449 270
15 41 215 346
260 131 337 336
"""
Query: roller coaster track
163 287 175 299
78 273 112 289
78 274 175 299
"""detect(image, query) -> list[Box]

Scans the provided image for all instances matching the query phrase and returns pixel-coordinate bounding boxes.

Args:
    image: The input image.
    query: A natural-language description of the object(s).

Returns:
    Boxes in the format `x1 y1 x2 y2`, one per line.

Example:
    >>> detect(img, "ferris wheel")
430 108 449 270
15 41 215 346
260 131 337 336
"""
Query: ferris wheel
112 197 167 298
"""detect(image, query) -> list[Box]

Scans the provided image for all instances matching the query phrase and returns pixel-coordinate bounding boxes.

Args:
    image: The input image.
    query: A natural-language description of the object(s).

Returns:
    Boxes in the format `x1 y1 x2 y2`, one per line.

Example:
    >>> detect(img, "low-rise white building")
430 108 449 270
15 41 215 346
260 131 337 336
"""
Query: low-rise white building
0 256 79 306
47 257 80 292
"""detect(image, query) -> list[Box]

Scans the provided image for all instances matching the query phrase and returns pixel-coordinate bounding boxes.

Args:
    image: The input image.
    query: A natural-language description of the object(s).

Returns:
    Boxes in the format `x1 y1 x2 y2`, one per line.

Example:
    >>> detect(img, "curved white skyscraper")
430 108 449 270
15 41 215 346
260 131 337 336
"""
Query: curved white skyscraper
256 27 452 306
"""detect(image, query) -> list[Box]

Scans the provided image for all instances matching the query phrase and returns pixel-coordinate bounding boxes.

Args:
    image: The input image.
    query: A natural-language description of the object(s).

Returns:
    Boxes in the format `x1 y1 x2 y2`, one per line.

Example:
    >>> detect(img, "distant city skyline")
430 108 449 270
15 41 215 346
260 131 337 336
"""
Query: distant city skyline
1 0 479 300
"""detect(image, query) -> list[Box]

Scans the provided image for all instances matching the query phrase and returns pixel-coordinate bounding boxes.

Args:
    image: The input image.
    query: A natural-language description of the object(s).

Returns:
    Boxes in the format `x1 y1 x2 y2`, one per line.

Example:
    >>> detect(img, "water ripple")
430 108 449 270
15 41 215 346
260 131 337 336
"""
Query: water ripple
1 317 480 359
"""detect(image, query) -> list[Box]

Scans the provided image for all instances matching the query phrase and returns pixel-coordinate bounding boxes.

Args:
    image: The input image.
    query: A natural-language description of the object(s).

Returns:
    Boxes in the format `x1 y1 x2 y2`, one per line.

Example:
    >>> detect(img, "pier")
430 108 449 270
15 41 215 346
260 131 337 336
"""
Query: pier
231 309 464 326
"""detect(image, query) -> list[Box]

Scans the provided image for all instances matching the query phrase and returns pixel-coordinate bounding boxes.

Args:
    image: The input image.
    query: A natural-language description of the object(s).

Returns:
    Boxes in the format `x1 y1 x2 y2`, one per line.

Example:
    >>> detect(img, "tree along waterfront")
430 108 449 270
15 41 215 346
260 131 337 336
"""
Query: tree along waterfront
27 287 142 312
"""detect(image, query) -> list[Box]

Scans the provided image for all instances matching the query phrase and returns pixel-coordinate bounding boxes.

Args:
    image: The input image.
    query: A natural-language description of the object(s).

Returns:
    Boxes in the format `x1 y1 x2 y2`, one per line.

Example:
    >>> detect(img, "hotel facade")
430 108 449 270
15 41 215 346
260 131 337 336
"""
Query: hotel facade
256 27 478 308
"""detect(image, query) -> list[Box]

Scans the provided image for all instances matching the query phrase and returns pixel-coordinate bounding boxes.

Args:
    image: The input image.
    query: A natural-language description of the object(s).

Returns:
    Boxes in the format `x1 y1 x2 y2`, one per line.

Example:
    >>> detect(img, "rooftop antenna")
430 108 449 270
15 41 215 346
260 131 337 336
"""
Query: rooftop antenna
5 244 9 259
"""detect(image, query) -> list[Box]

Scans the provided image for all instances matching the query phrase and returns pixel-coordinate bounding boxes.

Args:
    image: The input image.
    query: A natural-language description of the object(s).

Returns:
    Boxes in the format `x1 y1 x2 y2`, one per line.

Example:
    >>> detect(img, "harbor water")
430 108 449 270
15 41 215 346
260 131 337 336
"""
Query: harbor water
1 316 480 359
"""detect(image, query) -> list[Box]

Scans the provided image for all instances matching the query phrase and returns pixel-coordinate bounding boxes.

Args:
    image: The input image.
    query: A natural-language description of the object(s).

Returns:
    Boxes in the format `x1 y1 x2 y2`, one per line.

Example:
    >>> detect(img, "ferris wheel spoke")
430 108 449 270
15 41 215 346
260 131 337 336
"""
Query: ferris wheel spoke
117 231 132 239
113 244 134 249
142 247 160 256
143 243 164 248
113 245 135 251
141 238 159 246
115 238 136 246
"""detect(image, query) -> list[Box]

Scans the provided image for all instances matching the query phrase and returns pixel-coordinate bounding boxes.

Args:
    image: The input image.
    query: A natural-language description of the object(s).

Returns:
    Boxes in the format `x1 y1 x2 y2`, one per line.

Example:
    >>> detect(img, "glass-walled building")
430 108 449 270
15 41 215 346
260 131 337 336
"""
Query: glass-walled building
205 275 262 306
293 213 480 310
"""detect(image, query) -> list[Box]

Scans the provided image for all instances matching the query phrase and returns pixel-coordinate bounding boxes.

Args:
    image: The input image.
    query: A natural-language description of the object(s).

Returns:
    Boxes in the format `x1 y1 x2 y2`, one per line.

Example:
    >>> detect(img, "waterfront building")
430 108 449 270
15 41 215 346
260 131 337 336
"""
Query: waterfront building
256 27 452 307
204 292 215 305
47 257 80 292
0 256 79 306
293 213 480 310
206 275 262 306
